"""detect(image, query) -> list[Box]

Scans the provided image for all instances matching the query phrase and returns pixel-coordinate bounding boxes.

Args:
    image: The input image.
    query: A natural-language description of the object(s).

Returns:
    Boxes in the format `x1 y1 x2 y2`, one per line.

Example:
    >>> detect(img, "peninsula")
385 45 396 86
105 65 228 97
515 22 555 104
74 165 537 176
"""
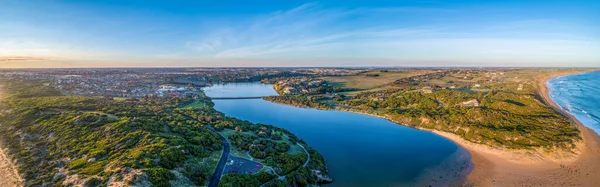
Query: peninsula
264 68 600 186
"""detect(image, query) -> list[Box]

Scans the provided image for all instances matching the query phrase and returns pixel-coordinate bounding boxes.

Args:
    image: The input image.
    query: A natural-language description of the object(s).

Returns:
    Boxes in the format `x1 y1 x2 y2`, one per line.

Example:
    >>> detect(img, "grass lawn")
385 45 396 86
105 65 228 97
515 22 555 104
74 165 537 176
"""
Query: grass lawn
180 100 205 108
220 129 237 138
112 97 128 101
275 133 304 155
230 146 253 160
286 144 303 155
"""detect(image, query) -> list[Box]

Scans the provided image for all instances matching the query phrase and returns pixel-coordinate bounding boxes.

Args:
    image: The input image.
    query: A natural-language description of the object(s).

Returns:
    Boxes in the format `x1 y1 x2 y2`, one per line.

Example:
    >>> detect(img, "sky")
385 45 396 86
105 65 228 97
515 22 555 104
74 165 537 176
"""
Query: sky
1 0 599 68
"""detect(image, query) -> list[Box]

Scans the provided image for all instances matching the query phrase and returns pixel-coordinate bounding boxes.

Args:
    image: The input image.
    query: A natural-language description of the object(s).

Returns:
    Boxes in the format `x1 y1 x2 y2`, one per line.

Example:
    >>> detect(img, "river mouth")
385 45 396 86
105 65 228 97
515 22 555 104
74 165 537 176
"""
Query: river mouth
204 82 473 187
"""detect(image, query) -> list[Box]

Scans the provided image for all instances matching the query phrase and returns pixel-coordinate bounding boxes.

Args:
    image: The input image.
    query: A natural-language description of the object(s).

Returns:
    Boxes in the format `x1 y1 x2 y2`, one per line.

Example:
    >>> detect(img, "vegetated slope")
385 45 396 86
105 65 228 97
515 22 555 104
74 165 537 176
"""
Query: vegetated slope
265 70 582 153
0 79 329 187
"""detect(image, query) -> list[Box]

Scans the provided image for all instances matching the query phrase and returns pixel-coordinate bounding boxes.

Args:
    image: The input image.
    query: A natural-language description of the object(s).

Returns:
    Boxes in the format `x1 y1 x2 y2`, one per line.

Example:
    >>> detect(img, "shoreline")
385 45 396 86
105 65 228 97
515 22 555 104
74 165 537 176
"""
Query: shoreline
458 70 600 186
325 105 586 186
263 70 600 186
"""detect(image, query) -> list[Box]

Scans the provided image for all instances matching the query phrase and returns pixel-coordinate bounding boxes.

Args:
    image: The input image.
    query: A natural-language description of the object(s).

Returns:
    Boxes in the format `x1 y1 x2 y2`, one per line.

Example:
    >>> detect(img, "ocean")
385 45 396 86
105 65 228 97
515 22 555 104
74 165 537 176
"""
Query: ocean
547 70 600 135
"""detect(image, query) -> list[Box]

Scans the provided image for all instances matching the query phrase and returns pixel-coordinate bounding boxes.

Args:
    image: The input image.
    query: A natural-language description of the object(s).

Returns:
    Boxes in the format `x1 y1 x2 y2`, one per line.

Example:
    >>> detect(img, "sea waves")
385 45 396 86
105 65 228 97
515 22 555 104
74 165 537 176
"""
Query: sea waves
548 71 600 135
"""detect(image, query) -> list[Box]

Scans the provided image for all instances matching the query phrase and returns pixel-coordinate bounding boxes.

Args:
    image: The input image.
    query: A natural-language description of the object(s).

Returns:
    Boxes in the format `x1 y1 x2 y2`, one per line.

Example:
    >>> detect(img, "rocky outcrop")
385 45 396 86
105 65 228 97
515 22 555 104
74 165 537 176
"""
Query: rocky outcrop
311 169 332 184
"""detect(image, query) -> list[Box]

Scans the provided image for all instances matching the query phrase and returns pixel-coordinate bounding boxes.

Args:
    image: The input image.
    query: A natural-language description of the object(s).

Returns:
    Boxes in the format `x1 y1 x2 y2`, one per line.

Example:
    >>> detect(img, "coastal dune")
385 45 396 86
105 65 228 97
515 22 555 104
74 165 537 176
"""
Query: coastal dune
0 86 23 187
434 71 600 187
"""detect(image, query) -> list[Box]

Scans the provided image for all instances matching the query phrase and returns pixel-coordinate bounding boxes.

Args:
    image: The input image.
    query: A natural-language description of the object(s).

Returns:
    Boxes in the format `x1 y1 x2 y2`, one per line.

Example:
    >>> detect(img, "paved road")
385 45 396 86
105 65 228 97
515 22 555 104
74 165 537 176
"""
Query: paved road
208 126 230 187
176 110 231 187
297 144 310 167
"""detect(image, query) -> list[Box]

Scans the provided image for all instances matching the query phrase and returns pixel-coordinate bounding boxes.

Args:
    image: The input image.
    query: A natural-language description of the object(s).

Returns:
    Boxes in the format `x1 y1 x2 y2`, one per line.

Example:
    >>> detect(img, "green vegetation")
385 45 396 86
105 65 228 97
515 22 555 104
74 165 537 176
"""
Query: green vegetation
144 168 176 187
219 171 277 187
0 79 329 186
264 95 332 109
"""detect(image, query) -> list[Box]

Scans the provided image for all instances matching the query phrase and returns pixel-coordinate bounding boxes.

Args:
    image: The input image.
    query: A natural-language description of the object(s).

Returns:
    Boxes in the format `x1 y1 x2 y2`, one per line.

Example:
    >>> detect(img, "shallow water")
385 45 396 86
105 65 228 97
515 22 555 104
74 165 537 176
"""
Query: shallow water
548 71 600 135
204 82 472 187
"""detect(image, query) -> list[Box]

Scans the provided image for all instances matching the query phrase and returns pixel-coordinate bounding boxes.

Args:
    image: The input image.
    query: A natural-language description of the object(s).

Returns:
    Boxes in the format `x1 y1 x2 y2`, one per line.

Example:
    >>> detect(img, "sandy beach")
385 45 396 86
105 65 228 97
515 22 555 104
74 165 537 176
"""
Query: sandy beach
0 85 23 187
428 70 600 187
299 71 600 186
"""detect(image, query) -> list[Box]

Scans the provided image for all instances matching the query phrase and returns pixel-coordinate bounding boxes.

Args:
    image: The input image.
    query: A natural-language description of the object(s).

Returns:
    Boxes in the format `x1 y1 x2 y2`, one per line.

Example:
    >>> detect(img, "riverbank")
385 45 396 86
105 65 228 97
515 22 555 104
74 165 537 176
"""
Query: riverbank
453 70 600 186
0 85 24 187
266 97 581 186
262 69 600 186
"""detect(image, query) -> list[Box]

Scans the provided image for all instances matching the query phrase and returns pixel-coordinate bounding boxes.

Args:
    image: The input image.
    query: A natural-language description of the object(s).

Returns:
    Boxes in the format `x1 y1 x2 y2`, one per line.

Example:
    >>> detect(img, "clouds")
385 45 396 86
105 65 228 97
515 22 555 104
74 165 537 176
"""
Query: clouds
186 3 348 57
1 1 599 67
180 2 599 66
184 3 440 59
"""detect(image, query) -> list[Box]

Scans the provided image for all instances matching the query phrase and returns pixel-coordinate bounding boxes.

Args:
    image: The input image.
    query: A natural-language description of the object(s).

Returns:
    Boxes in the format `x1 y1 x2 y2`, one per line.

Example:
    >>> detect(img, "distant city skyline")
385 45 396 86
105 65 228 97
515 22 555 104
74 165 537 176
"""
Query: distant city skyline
1 0 599 68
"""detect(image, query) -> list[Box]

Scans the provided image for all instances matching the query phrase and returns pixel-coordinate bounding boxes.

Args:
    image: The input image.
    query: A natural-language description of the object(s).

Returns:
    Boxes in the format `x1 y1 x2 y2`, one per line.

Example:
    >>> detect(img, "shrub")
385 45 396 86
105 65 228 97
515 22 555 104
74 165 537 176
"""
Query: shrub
144 168 175 187
67 158 88 169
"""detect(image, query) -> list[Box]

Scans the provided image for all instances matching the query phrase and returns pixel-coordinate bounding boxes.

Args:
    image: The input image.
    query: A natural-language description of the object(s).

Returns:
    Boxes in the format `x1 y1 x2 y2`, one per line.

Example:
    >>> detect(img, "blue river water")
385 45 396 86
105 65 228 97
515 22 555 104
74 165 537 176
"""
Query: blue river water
204 82 472 187
547 70 600 135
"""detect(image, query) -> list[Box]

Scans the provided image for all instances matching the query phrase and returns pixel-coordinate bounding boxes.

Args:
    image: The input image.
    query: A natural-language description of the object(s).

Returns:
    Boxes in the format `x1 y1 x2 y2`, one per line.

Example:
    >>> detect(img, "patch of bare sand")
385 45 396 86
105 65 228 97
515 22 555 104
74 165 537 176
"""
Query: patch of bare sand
429 70 600 187
0 146 23 187
0 86 23 187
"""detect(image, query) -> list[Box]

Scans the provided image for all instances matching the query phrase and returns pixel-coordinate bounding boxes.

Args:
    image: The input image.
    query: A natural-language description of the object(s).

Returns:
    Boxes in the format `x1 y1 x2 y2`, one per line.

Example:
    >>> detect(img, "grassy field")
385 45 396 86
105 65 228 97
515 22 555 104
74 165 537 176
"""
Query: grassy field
322 70 432 96
112 97 128 101
322 70 432 90
325 69 576 96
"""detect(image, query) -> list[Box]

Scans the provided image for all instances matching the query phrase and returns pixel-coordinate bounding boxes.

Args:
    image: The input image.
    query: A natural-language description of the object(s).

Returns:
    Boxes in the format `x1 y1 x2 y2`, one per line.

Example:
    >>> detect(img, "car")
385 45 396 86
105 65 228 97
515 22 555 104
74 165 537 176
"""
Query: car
256 164 263 169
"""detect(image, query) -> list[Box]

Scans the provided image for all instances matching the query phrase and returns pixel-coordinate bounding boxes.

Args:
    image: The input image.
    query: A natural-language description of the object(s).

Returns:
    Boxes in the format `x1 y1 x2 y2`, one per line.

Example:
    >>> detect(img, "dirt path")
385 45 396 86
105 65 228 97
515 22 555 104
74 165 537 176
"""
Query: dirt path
0 85 23 187
0 147 23 187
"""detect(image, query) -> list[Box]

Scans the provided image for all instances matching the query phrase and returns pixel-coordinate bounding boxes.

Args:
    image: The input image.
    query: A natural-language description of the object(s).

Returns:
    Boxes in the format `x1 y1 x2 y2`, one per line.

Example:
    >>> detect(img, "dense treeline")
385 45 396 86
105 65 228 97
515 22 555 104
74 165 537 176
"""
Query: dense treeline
264 95 332 109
